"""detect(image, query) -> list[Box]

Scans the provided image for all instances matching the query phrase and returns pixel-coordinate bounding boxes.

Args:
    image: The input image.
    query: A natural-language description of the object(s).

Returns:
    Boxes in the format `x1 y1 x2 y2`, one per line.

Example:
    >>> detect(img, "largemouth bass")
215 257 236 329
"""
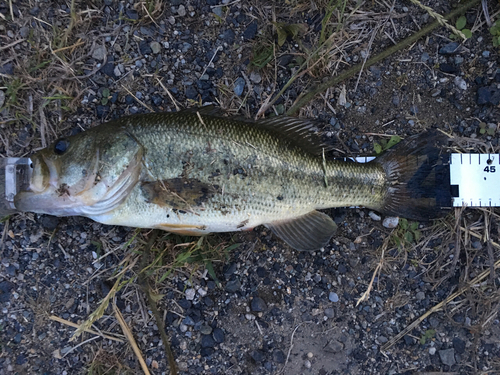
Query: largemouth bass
14 108 449 251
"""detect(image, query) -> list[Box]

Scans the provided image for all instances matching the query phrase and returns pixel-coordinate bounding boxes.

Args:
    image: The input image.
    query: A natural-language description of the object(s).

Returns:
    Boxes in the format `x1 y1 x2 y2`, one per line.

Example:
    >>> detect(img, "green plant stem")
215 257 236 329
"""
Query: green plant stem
138 230 178 375
285 0 481 116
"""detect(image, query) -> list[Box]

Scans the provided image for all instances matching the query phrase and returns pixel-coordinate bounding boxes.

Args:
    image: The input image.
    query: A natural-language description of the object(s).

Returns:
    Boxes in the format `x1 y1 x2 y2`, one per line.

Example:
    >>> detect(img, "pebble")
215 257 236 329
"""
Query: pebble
225 279 241 293
201 334 216 348
324 308 335 318
139 40 152 55
453 337 466 354
92 46 106 61
213 328 225 343
304 360 311 369
185 288 196 300
454 76 467 90
324 339 344 353
41 216 59 230
177 5 186 17
439 42 460 55
439 348 456 366
383 217 399 228
251 350 265 362
250 72 262 84
150 41 161 54
378 335 388 343
19 26 29 38
222 29 235 44
416 291 425 300
233 77 245 96
368 211 381 221
243 21 258 40
273 350 286 363
329 292 339 303
251 297 267 312
429 347 436 355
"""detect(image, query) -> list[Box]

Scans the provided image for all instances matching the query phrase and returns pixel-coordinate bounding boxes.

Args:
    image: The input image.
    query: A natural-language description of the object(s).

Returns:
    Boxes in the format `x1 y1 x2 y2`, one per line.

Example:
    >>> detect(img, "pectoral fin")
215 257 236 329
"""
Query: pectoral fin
265 210 337 251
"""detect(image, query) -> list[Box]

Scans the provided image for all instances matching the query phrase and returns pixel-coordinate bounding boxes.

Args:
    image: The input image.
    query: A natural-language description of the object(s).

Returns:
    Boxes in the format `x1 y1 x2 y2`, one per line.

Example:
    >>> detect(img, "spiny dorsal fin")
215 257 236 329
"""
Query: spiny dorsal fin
182 107 333 155
265 210 337 251
254 116 333 155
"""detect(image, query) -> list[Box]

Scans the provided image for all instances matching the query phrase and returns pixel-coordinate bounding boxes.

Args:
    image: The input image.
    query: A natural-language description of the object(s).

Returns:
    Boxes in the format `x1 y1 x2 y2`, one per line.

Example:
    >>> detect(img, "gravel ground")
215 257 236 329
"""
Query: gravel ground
1 0 500 374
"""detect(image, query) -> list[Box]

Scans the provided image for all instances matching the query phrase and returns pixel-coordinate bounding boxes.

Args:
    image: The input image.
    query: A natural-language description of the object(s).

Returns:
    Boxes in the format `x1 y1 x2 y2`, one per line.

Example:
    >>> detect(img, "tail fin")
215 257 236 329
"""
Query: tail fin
374 130 450 221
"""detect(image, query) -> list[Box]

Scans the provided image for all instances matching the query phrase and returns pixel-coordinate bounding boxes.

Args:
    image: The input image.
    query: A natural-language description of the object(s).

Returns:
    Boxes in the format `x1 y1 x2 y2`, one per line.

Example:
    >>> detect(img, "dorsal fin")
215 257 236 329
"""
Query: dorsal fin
253 116 333 155
181 106 333 155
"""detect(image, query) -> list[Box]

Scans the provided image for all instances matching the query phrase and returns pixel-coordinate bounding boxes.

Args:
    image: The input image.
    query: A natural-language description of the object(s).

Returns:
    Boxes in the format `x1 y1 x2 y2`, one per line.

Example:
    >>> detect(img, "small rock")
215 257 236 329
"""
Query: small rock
368 211 381 221
420 52 430 62
234 77 245 96
126 9 139 20
454 76 467 90
429 347 436 355
324 339 344 353
378 336 388 344
225 279 241 293
182 316 195 326
41 216 59 230
0 280 13 303
201 334 216 348
150 41 161 54
251 297 267 312
222 29 235 44
251 350 266 363
139 40 152 55
439 42 460 55
329 292 339 303
439 348 456 366
92 46 106 61
383 217 399 229
100 62 116 78
250 71 262 84
177 5 186 17
185 288 196 301
29 6 40 16
185 86 198 100
440 63 458 74
453 337 466 354
19 26 29 38
304 360 311 369
482 51 490 58
416 291 425 300
273 349 286 364
243 21 258 40
477 87 491 105
213 328 225 343
324 308 335 318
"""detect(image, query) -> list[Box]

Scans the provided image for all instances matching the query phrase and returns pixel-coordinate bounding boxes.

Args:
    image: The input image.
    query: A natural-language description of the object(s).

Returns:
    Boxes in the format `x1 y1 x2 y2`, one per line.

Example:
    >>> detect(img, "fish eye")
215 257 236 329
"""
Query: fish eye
54 139 70 155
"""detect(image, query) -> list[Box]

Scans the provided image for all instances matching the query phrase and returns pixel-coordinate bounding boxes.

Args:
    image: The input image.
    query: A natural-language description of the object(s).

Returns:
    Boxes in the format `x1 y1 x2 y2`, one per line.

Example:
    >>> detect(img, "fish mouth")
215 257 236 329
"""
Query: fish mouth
14 149 142 217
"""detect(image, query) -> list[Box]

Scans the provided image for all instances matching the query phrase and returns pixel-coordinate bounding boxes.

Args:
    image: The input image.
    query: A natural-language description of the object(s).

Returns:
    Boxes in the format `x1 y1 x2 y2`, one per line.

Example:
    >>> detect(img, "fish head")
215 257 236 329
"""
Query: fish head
15 127 143 217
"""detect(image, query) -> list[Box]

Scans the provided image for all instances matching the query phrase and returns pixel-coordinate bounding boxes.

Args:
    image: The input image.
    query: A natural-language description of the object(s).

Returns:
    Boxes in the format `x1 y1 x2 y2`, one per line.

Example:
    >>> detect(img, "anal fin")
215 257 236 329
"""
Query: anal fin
265 210 337 251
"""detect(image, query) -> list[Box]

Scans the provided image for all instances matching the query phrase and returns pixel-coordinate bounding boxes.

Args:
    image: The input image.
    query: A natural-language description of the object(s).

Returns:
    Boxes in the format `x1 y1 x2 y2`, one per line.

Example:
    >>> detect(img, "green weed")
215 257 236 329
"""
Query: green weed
479 122 496 136
490 20 500 46
419 329 436 345
451 15 472 39
373 135 401 155
391 218 422 249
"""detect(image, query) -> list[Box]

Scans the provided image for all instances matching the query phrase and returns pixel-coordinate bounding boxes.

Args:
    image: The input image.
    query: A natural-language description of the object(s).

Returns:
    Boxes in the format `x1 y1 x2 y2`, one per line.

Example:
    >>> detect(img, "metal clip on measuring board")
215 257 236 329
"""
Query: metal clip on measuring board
0 158 32 216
